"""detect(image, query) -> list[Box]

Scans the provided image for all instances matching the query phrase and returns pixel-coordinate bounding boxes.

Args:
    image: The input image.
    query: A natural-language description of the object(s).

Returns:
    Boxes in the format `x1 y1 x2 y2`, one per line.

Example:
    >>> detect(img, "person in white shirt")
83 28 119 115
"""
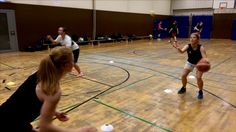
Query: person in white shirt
193 21 203 37
47 27 84 77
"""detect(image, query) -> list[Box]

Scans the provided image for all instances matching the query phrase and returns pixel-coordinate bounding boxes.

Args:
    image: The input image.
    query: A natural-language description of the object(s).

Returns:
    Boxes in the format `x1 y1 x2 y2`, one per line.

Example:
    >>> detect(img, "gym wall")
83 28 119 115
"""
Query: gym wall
0 1 170 51
0 3 93 51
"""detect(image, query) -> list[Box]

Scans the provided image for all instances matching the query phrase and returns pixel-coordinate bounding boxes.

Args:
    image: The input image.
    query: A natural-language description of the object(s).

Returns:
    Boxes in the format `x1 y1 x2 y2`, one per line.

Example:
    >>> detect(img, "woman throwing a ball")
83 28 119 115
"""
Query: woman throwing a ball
172 33 210 99
0 47 97 132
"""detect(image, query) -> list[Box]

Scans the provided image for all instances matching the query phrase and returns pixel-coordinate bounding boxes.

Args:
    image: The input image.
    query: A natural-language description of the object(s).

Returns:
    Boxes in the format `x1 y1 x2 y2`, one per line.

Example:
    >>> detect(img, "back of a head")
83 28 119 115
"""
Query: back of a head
38 47 72 95
50 46 72 67
191 32 200 39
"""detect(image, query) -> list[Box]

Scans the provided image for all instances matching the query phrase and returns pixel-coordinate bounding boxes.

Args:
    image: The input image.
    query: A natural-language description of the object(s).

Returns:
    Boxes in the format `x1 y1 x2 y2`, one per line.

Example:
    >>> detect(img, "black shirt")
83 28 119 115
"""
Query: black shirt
187 44 202 64
0 72 42 131
171 24 178 33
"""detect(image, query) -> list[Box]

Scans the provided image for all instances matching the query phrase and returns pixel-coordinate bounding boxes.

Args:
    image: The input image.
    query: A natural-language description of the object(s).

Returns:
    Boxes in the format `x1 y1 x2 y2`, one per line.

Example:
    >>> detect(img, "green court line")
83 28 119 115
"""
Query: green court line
58 75 155 112
94 99 172 132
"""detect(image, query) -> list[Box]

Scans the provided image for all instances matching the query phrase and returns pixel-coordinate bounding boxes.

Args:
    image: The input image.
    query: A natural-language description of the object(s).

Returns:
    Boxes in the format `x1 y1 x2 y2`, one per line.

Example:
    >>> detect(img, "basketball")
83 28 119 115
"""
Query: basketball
196 58 211 72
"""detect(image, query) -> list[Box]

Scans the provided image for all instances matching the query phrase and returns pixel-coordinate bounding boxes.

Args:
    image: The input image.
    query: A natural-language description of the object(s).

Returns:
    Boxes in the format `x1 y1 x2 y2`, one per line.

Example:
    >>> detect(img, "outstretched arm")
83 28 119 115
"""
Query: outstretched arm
194 26 199 31
159 24 164 30
169 28 173 34
173 43 188 54
37 86 97 132
194 23 200 31
47 35 60 45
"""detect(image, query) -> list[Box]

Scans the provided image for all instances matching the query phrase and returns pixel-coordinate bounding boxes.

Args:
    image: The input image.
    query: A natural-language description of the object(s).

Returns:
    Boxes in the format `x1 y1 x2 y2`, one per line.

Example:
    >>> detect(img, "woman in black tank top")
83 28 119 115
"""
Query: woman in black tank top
172 33 209 99
0 47 97 132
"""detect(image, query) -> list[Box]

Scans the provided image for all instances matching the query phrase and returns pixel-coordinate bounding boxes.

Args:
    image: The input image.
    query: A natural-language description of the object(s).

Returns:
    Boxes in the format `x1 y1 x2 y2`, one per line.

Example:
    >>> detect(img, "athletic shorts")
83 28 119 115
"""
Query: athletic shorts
184 61 195 71
171 32 177 37
72 48 80 63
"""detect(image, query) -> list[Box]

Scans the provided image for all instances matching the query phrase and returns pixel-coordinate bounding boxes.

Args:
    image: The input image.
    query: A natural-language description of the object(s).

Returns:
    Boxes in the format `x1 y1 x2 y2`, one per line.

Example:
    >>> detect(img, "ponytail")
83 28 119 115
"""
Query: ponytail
37 47 72 95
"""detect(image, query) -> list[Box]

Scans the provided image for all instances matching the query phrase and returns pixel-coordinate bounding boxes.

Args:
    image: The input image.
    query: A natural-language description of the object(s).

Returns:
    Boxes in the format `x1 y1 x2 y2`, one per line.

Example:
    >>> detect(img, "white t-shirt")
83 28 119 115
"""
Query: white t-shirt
55 34 79 50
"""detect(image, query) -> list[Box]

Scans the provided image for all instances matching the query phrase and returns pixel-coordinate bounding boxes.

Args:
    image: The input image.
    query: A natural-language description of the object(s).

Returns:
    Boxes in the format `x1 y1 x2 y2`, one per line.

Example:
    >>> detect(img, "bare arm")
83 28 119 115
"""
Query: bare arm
39 90 67 132
173 43 188 54
194 26 199 31
199 28 203 33
47 35 60 45
169 28 173 33
194 23 200 31
37 86 97 132
200 46 209 62
200 46 207 58
159 25 164 30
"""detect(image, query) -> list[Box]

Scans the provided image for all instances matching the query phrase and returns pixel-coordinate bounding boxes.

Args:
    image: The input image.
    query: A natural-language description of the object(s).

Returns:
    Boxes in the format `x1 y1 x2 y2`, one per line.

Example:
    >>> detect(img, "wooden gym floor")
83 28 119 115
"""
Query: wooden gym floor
0 39 236 132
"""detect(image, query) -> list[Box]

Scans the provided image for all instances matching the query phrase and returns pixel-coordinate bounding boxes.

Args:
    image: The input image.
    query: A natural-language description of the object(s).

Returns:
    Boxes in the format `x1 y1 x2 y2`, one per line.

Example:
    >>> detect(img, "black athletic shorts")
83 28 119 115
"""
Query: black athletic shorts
73 48 80 63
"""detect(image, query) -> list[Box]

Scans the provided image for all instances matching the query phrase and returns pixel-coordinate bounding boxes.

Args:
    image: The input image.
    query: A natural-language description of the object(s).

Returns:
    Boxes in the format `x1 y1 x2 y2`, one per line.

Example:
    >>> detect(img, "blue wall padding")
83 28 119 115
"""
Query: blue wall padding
192 15 213 39
231 19 236 40
172 16 189 38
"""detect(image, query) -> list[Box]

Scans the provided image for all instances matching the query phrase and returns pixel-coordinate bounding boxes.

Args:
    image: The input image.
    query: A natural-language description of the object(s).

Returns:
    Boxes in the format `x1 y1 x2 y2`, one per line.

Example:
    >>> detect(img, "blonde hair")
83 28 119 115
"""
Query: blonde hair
37 47 72 95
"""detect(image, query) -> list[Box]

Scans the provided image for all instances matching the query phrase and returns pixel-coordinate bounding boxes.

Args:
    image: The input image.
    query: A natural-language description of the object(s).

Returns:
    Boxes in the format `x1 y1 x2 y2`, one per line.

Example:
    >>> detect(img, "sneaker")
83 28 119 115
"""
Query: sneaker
178 87 186 94
198 90 203 99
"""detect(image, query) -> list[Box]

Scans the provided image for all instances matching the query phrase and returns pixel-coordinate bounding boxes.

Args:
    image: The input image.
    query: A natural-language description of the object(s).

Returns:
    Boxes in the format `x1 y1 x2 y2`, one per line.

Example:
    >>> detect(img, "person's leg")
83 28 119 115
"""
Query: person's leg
72 49 84 77
178 62 193 94
174 35 177 42
178 69 191 94
182 69 191 87
172 32 177 42
170 34 173 43
196 70 204 99
168 32 173 43
158 30 161 40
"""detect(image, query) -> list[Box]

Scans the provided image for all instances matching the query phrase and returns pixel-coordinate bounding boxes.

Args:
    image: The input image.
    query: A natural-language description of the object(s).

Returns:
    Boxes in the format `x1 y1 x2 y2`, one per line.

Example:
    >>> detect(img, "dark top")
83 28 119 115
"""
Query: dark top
187 44 202 64
171 23 178 33
0 72 42 127
195 23 203 32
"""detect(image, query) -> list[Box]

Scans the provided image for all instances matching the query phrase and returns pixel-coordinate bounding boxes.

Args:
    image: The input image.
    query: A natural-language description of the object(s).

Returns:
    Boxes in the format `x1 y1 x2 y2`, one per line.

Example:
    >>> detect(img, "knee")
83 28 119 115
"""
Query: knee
181 74 188 79
196 77 202 81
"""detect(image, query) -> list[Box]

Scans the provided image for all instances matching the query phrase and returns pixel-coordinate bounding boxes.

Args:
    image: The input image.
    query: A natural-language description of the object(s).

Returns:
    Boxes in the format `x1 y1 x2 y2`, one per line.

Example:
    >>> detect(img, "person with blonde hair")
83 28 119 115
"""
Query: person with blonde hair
172 33 209 99
0 47 97 132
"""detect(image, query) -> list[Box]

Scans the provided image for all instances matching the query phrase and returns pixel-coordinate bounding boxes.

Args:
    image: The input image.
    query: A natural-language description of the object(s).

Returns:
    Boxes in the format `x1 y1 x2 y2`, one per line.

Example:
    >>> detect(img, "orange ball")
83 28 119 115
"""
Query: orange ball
196 58 211 72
